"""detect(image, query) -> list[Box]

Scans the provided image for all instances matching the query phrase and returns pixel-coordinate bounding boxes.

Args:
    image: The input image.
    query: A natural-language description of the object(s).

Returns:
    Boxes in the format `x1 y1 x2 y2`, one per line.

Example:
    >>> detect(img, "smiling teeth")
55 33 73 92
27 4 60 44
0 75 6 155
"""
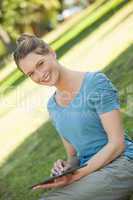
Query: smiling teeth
44 72 50 81
44 72 49 78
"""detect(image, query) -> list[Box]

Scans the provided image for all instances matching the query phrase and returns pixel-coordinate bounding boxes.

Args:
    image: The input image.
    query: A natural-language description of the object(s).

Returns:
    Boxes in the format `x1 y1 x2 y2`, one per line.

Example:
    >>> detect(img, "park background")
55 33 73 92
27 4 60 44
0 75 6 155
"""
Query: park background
0 0 133 199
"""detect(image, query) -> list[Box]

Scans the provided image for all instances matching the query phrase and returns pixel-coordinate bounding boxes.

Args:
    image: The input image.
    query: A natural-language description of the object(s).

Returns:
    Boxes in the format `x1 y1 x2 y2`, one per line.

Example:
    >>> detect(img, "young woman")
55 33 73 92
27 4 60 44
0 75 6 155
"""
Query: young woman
13 33 133 200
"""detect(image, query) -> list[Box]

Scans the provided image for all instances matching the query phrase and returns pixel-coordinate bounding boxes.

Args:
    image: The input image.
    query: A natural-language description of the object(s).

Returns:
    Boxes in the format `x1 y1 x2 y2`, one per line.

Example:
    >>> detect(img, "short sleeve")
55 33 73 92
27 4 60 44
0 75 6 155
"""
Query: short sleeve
90 72 120 114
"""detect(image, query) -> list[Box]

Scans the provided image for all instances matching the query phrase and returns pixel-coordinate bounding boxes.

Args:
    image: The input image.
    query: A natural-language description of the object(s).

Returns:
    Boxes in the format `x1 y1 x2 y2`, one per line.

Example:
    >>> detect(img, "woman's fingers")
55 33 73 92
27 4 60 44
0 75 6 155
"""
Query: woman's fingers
51 168 61 176
50 159 72 176
33 178 61 189
51 159 65 175
33 175 72 190
55 159 64 170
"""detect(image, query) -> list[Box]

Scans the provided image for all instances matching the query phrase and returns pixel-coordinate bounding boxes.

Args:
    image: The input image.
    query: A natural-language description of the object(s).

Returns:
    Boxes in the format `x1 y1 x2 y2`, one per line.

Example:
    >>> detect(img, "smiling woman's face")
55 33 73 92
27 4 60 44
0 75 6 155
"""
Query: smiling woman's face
19 49 60 86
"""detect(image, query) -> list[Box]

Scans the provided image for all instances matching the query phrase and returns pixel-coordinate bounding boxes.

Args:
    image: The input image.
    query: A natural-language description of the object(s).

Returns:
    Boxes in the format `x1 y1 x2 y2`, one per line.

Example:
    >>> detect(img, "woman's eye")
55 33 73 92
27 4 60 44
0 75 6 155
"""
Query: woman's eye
29 72 34 76
39 61 44 66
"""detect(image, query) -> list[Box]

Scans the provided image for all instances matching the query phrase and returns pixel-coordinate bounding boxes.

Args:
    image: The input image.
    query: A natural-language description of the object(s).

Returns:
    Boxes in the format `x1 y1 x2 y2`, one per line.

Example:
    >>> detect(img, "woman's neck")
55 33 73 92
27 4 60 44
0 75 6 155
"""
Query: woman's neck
54 65 86 98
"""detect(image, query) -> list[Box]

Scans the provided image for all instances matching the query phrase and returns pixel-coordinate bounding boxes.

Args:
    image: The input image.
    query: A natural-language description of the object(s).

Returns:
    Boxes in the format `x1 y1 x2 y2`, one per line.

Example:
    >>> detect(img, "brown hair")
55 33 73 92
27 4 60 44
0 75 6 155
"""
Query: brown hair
13 33 51 72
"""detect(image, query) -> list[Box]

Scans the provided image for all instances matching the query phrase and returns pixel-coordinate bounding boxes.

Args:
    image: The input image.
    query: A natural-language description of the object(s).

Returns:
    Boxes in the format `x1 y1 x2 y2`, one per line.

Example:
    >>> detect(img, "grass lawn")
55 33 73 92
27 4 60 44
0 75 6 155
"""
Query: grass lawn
0 1 133 200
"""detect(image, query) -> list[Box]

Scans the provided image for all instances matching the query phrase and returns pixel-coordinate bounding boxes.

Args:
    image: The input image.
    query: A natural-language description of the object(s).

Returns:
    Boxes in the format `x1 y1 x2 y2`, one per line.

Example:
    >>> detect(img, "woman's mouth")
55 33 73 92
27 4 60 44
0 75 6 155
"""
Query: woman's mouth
42 71 51 82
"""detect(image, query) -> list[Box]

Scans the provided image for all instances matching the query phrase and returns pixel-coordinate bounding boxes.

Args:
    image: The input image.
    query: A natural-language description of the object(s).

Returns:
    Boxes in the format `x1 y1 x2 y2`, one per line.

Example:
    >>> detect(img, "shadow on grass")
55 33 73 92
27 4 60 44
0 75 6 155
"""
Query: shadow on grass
0 120 66 200
0 0 128 95
103 44 133 134
103 44 133 89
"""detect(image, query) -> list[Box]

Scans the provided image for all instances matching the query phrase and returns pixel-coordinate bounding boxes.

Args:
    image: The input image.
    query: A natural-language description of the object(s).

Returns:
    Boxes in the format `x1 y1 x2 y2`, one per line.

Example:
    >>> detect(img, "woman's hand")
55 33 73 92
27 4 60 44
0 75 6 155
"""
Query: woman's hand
50 159 71 176
32 171 82 190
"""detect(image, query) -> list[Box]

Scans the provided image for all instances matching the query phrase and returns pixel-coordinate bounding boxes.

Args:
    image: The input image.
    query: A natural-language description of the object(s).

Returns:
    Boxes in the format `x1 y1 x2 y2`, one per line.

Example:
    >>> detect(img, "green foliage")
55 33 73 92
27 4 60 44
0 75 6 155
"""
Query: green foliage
0 41 6 56
0 0 61 38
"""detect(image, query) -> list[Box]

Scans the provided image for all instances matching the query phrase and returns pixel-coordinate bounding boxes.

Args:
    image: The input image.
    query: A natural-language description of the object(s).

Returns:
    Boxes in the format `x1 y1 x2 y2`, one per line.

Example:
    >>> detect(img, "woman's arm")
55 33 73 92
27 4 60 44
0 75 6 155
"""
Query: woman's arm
72 109 125 181
60 135 80 167
33 109 126 190
60 135 77 158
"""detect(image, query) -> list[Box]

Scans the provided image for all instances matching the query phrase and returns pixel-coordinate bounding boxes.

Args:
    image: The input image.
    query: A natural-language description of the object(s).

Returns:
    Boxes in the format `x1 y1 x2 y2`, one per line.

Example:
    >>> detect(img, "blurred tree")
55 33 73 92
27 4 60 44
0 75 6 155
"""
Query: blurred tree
80 0 96 8
87 0 96 4
0 25 14 53
0 0 61 53
58 0 64 13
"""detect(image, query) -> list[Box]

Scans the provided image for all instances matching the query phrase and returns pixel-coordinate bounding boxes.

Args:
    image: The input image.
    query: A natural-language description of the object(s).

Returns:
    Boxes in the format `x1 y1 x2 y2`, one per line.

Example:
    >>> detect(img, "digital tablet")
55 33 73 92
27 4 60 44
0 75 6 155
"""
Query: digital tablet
29 163 88 189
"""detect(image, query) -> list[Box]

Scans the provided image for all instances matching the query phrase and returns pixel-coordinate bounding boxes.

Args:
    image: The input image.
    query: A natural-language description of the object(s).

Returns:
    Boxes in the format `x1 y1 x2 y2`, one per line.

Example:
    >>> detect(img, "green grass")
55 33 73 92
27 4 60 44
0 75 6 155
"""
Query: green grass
103 44 133 136
0 121 66 199
0 41 6 57
0 1 133 200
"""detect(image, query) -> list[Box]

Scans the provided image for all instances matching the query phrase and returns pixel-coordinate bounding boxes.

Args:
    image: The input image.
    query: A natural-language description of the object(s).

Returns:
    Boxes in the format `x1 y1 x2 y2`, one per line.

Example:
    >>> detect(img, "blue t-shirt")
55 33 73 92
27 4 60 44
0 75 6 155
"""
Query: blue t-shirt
47 71 133 166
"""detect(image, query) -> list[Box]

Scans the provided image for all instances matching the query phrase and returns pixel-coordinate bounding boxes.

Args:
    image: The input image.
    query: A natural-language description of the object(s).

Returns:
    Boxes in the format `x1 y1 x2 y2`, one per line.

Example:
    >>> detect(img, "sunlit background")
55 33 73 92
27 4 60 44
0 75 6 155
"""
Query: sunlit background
0 0 133 199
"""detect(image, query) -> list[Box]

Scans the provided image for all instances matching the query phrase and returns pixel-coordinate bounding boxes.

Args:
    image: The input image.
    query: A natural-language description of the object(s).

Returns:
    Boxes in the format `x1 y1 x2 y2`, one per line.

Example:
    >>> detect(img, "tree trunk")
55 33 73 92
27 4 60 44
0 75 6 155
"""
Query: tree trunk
0 25 14 53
